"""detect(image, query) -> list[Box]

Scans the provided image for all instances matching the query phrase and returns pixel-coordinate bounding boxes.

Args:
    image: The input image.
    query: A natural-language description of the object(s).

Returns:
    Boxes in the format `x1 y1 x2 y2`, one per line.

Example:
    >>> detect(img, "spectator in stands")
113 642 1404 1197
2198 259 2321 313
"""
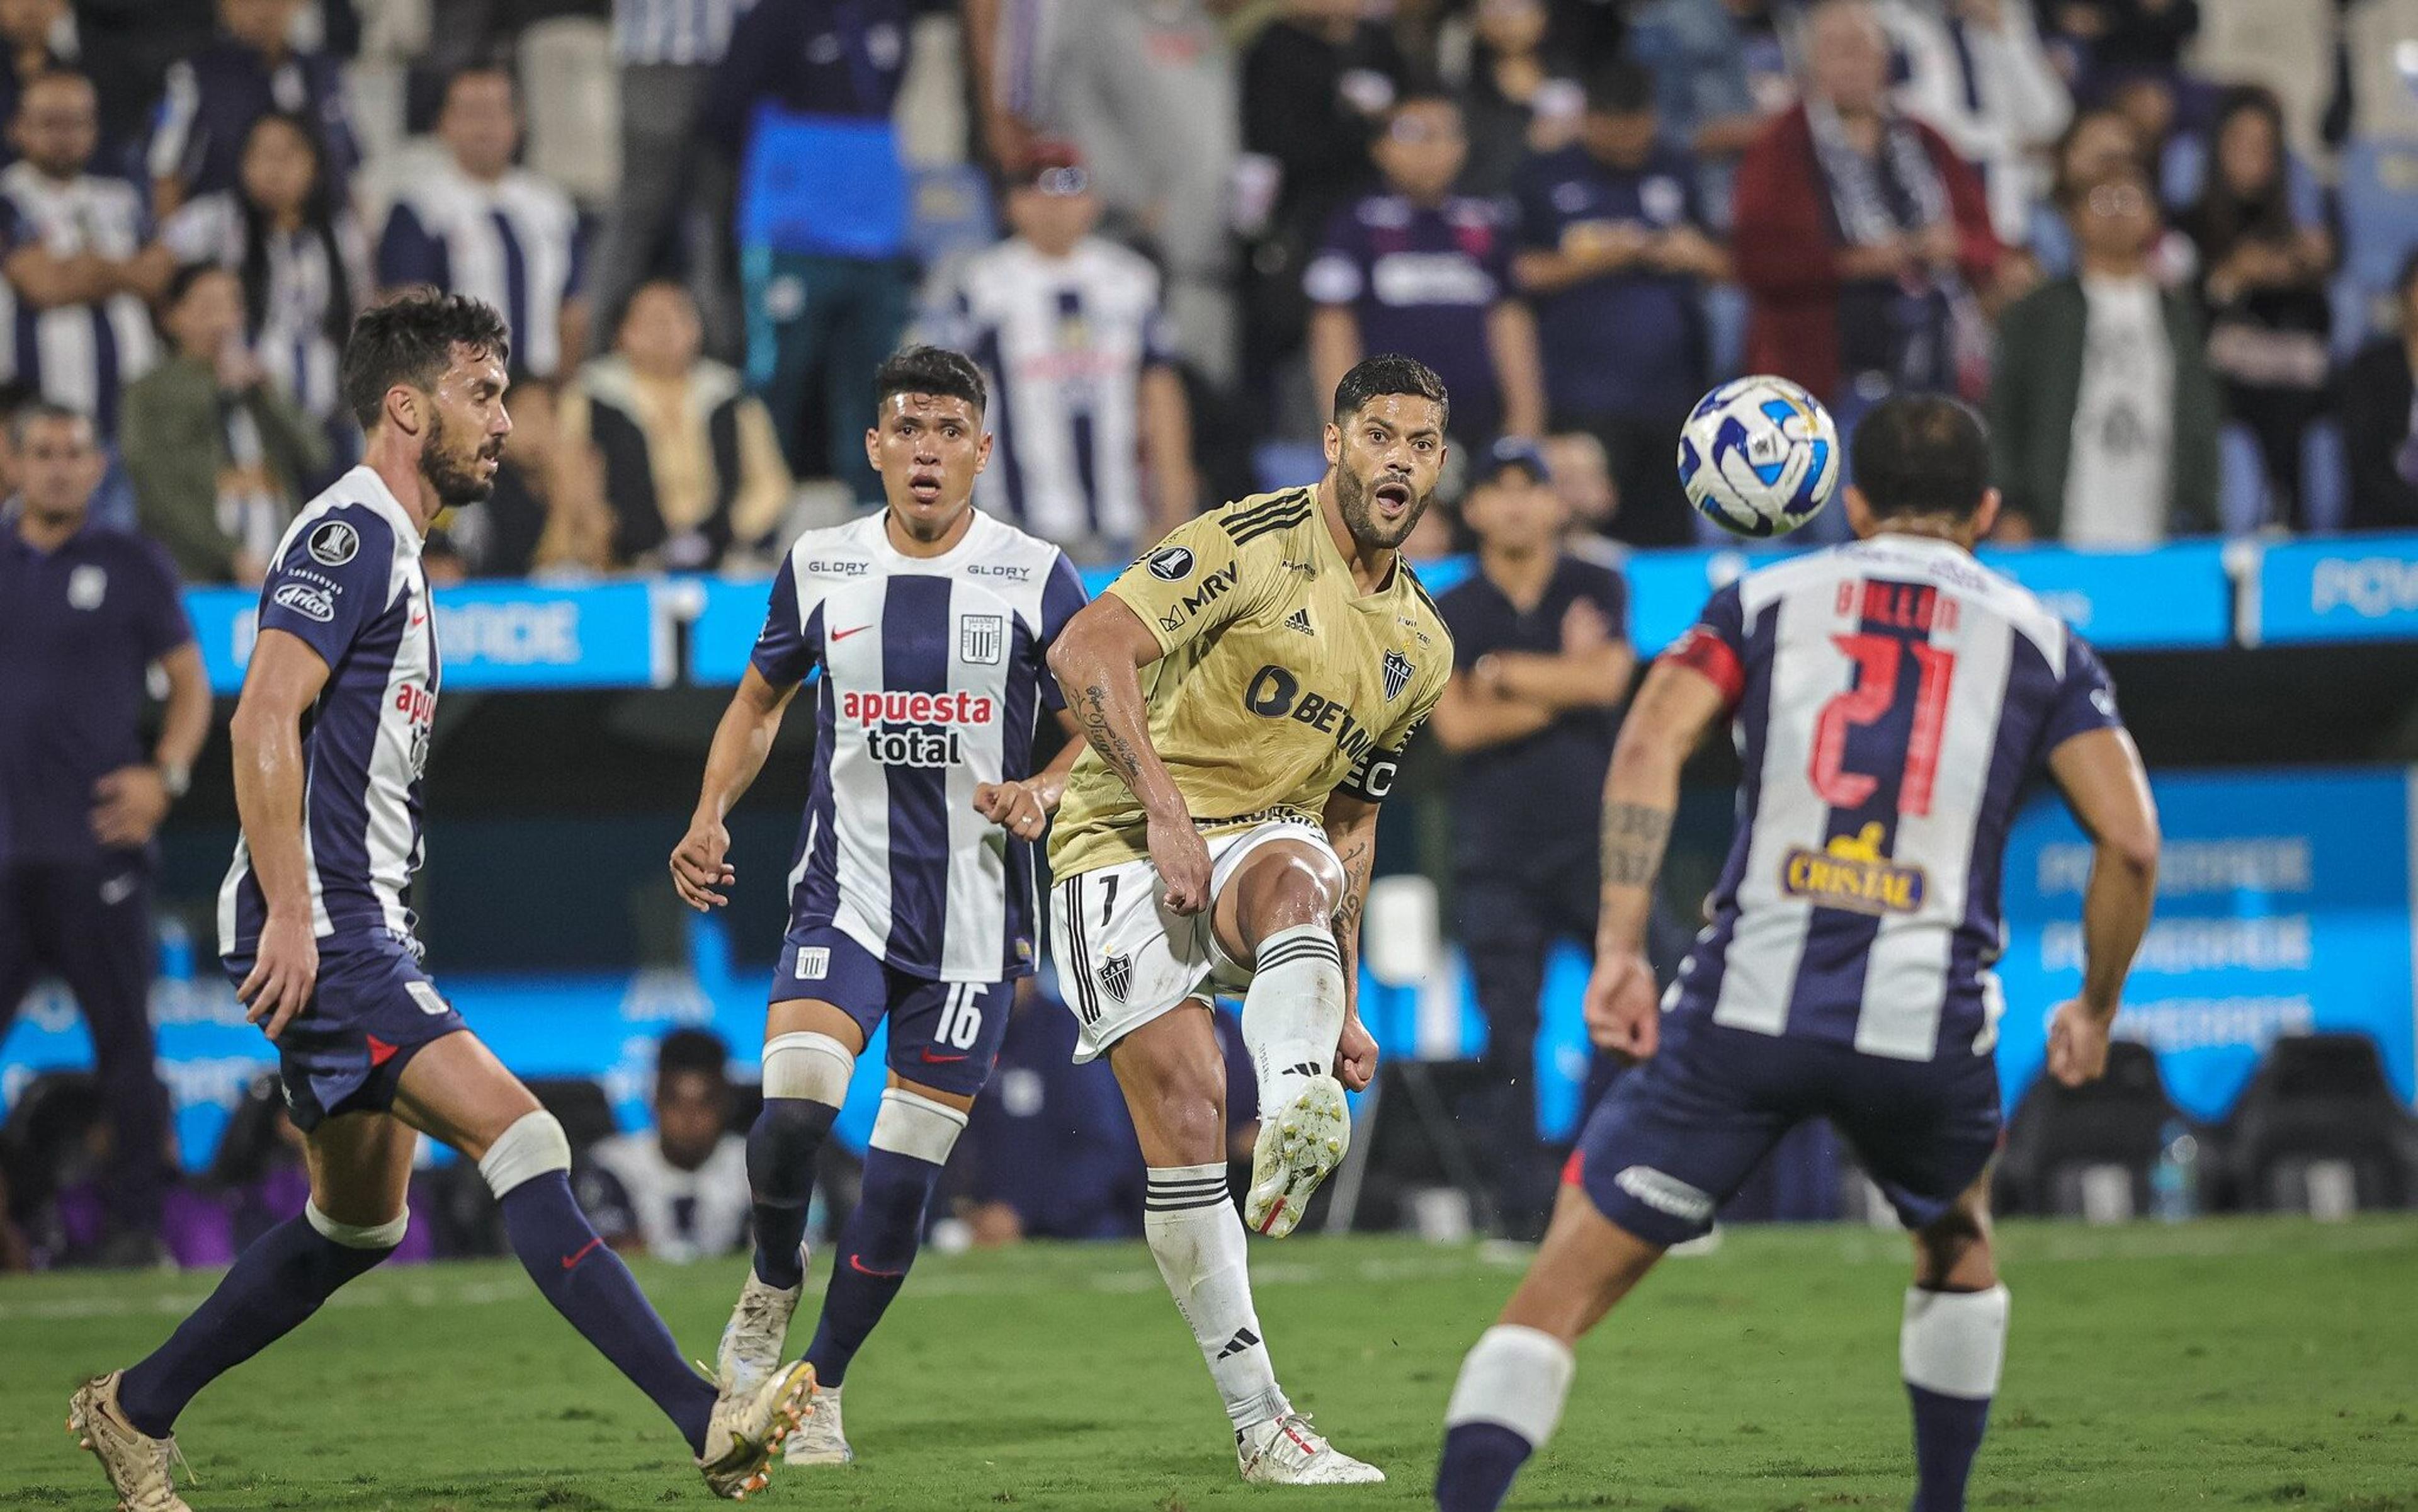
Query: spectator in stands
0 0 69 169
2026 105 2143 279
1880 0 2070 244
924 141 1196 565
1541 428 1617 537
1989 159 2220 543
161 110 368 441
125 263 329 584
2047 0 2199 88
378 65 586 380
1625 0 1787 229
1029 0 1242 387
0 402 208 1268
1452 0 1582 199
2341 250 2418 531
560 278 790 572
0 71 169 439
2181 85 2334 528
1307 91 1545 449
701 0 910 503
1429 437 1633 1239
147 0 360 220
1731 0 1997 412
1513 60 1725 547
586 0 747 363
1237 0 1407 418
577 1028 752 1263
429 373 611 579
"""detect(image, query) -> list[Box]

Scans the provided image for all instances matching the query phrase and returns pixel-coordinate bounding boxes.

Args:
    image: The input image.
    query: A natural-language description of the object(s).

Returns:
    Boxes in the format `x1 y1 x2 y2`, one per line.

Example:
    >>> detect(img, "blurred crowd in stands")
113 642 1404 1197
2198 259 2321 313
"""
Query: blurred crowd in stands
0 0 2409 586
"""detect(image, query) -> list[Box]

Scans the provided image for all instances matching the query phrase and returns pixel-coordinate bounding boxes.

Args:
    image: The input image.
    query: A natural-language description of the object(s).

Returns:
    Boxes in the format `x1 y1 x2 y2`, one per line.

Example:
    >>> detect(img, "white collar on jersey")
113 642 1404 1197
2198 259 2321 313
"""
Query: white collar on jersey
332 465 426 559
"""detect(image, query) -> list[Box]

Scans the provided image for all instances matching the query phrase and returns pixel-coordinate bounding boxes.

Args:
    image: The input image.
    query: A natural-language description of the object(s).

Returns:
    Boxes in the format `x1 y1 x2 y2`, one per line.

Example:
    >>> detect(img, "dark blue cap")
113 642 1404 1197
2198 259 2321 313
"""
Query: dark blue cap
1472 436 1551 486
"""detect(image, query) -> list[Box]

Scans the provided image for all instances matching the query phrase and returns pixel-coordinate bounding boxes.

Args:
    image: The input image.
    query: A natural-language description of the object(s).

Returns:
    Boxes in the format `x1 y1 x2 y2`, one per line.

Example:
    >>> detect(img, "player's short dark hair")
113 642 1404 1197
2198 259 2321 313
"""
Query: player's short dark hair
873 344 986 417
161 259 228 311
1585 59 1655 117
341 288 511 431
1334 353 1449 429
656 1028 730 1088
1849 394 1990 523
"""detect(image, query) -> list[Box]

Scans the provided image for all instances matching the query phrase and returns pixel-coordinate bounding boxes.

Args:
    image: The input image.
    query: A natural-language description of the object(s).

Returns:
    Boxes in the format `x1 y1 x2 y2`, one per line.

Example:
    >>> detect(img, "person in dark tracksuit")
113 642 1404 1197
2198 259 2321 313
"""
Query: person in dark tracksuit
0 402 211 1265
1429 438 1635 1239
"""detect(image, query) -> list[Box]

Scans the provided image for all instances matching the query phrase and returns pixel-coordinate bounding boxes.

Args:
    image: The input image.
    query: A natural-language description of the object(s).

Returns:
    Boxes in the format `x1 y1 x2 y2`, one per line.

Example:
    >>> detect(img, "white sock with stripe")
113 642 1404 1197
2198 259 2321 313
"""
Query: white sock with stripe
1144 1164 1289 1430
1242 923 1346 1115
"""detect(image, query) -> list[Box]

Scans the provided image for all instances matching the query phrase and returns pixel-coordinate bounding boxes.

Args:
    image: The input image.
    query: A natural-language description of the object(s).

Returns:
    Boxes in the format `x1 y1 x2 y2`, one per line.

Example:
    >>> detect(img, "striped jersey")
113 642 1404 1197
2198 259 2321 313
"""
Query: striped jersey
162 191 370 424
1662 533 2121 1062
218 468 440 956
613 0 752 64
0 162 158 437
751 509 1088 982
928 236 1178 559
377 161 583 378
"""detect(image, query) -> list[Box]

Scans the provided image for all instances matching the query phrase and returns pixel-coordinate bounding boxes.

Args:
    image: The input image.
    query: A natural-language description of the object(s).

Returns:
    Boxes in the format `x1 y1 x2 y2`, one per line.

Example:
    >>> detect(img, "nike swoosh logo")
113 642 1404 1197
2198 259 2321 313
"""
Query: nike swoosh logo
410 612 426 626
847 1254 904 1278
560 1236 604 1271
918 1049 969 1064
830 624 873 641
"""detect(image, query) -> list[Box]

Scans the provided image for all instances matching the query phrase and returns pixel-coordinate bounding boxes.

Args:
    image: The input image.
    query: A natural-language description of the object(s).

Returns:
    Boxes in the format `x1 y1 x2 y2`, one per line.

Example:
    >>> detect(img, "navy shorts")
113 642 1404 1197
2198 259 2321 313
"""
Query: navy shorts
771 924 1010 1099
221 931 467 1133
1568 1012 2002 1248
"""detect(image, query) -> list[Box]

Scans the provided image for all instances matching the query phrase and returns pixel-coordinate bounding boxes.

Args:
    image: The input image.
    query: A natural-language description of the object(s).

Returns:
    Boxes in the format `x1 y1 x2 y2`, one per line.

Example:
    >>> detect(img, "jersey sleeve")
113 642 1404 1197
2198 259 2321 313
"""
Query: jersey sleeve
1103 508 1263 659
254 506 396 669
2042 634 2123 751
1033 549 1090 710
748 554 820 687
1657 580 1747 711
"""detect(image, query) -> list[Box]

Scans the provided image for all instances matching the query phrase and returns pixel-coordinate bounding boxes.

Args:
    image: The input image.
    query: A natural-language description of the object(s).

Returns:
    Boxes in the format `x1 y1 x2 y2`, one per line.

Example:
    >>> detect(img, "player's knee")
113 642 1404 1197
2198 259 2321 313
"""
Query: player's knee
1914 1195 1995 1286
763 1030 854 1106
868 1086 968 1167
305 1198 408 1253
1247 846 1345 935
476 1110 571 1200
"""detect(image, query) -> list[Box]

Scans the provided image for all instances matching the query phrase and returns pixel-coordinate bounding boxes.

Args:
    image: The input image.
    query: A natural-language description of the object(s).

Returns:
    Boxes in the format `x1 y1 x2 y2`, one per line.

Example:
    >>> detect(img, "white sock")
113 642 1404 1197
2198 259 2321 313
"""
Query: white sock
1243 924 1346 1113
1900 1285 2010 1399
1445 1324 1577 1446
1144 1164 1290 1430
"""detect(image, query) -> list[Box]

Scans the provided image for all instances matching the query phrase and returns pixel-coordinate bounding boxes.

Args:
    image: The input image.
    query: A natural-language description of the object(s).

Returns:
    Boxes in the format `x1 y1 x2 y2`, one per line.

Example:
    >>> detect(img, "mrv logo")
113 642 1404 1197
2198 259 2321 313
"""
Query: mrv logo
841 689 994 768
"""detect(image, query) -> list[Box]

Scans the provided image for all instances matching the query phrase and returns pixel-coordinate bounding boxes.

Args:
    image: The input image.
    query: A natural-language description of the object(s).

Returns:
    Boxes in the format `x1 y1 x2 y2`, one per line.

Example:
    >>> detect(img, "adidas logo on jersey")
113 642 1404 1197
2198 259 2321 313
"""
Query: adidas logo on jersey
1283 608 1314 636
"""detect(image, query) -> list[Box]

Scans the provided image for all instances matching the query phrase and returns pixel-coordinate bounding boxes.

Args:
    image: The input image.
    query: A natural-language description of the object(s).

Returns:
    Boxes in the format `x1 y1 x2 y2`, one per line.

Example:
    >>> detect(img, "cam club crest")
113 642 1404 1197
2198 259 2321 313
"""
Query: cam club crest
1098 950 1133 1003
1382 648 1414 702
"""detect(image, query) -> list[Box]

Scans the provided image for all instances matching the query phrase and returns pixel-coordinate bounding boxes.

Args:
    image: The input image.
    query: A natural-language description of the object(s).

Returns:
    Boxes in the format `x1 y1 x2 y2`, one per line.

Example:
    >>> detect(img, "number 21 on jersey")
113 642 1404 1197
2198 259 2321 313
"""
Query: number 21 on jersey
1810 579 1959 817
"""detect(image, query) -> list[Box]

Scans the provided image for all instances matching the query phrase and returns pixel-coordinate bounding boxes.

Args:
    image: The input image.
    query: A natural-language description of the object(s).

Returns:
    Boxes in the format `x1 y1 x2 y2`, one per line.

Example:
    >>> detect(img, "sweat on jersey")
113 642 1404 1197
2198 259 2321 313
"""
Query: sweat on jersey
218 468 439 957
1047 490 1453 881
1660 533 2123 1063
750 509 1087 983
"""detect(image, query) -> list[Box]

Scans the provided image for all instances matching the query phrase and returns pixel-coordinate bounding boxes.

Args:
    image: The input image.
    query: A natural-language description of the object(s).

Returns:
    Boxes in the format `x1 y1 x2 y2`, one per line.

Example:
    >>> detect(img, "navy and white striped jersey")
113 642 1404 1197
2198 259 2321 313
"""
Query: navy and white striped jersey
377 162 582 378
613 0 752 65
928 237 1178 557
217 468 440 956
0 162 158 437
163 191 370 424
1663 534 2121 1062
750 509 1088 982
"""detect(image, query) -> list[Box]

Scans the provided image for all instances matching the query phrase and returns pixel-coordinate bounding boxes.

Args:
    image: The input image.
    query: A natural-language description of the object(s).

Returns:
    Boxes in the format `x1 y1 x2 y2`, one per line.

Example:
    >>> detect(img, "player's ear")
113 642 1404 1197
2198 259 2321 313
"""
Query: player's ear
1322 420 1341 468
1844 484 1874 538
1971 487 2001 542
863 425 882 475
384 383 422 438
974 427 994 474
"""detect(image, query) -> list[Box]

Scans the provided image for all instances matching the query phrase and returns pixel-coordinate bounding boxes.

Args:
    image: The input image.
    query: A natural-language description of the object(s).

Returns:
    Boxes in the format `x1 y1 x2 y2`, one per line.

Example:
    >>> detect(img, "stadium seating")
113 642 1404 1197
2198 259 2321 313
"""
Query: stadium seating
2219 1033 2418 1216
1996 1042 2176 1220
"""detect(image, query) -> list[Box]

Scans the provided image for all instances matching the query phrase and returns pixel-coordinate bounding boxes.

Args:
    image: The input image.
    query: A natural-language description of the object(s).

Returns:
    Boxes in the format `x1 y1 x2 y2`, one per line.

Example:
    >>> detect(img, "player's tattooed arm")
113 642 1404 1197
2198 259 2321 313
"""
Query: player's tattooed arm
1592 656 1728 958
1601 802 1674 888
1050 594 1216 910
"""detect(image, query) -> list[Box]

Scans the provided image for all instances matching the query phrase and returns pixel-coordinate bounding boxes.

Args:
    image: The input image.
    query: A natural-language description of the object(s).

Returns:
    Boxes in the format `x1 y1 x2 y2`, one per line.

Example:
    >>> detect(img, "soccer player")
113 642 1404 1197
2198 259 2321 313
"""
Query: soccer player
1433 395 2162 1512
669 345 1088 1469
1043 353 1455 1485
69 292 811 1512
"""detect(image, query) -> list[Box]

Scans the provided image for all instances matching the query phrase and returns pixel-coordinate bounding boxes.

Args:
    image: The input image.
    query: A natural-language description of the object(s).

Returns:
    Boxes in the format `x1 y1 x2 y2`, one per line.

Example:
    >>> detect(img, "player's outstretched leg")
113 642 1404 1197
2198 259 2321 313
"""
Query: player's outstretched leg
722 1020 852 1407
1110 1003 1383 1485
393 1035 807 1499
1902 1176 2009 1512
1436 1187 1665 1512
1216 841 1352 1239
788 1079 970 1464
77 1113 416 1511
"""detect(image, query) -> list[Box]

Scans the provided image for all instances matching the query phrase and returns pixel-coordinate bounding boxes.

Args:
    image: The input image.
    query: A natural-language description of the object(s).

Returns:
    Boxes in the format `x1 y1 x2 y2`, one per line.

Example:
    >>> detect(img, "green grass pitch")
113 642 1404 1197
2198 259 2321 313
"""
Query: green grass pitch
4 1218 2414 1511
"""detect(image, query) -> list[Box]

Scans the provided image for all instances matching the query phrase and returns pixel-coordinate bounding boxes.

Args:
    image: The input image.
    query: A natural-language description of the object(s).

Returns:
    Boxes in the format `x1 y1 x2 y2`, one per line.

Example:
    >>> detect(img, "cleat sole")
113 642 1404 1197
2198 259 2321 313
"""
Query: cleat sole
1244 1076 1351 1239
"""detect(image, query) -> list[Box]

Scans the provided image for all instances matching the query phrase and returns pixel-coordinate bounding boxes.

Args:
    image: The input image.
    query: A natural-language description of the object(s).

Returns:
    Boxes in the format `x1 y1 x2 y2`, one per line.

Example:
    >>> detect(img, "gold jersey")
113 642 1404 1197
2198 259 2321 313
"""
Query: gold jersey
1049 489 1452 879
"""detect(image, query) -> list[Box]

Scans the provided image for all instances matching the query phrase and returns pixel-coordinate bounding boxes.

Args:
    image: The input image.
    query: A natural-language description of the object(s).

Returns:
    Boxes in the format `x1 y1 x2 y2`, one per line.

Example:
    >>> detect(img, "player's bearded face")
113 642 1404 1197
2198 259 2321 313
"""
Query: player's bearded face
421 353 509 508
1331 395 1446 551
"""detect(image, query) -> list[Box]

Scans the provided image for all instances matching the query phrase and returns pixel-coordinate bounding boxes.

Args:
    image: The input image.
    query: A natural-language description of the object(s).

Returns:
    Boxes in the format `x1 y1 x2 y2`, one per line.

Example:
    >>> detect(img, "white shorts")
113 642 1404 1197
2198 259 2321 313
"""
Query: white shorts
1049 819 1342 1062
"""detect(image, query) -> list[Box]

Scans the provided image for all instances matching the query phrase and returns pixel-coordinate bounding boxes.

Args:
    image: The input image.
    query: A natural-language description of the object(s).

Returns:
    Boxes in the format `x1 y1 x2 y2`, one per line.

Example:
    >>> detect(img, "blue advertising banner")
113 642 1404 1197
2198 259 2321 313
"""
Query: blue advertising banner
2256 537 2418 644
688 577 779 685
1975 540 2234 651
1994 768 2417 1122
188 582 674 693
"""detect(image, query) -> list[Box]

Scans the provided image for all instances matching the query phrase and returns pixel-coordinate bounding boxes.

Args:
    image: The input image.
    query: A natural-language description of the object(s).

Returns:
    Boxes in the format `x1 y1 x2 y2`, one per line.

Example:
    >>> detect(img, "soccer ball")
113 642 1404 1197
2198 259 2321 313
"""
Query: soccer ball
1676 376 1841 538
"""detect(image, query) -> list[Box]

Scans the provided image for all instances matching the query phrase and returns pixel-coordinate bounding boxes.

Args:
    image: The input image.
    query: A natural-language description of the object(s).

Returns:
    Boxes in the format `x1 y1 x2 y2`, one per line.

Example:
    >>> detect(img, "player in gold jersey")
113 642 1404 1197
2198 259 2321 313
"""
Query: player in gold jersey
1045 355 1453 1486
